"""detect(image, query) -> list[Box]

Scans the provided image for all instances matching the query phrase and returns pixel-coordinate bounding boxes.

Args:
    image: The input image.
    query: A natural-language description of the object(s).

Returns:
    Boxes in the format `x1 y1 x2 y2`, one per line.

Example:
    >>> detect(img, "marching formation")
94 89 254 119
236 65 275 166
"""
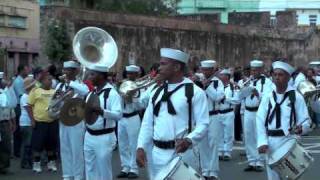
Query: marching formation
0 27 320 180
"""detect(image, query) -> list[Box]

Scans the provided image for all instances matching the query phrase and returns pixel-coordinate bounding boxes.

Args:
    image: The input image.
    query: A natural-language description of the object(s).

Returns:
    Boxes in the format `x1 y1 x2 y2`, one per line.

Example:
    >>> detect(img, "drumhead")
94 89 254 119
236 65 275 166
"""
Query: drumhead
268 138 296 165
154 156 181 180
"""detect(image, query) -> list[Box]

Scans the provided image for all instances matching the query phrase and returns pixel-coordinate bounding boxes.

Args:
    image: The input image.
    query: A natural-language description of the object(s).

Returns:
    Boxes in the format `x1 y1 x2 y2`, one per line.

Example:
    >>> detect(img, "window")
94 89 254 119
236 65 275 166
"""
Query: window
0 15 4 26
8 16 26 29
309 15 317 26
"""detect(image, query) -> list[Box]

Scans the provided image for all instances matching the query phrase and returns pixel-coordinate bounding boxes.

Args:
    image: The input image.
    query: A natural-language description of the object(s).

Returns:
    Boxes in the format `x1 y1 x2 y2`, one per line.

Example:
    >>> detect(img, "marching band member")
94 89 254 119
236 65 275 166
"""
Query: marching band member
218 69 240 161
290 66 306 89
117 65 144 179
257 61 311 180
309 61 320 85
199 60 224 180
241 60 273 172
84 64 122 180
136 48 209 178
57 61 89 180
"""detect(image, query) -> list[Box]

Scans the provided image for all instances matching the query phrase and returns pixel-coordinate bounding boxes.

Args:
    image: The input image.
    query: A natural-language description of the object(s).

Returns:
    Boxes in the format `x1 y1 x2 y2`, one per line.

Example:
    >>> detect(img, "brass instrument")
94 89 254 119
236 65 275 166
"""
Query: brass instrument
297 81 320 114
48 27 118 126
119 75 155 103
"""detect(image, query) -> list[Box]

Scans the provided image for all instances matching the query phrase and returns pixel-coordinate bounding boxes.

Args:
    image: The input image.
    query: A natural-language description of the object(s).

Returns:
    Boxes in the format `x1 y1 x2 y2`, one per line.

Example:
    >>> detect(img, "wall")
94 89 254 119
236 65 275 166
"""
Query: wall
40 6 320 74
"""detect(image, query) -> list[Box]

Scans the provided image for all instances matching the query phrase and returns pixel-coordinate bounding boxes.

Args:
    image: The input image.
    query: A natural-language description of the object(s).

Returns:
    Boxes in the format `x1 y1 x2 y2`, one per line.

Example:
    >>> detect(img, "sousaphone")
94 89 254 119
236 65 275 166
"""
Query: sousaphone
59 27 118 126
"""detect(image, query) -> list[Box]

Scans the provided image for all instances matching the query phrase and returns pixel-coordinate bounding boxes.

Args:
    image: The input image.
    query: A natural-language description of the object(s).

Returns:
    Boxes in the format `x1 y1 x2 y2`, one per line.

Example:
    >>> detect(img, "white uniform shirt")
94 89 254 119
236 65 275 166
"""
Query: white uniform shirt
123 89 145 114
256 86 311 148
289 72 306 89
86 83 122 130
0 88 16 121
137 78 209 149
204 77 224 112
218 84 240 110
242 75 273 108
19 93 31 126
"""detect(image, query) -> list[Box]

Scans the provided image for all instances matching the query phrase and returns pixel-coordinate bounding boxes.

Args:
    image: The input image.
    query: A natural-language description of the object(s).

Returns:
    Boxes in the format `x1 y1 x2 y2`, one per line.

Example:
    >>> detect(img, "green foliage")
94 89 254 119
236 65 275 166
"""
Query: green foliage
45 20 72 64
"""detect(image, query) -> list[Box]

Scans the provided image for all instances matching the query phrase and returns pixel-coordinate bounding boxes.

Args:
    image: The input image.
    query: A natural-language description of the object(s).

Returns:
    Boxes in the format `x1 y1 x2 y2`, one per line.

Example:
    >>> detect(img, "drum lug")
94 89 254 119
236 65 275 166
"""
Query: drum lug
285 175 290 179
300 163 306 168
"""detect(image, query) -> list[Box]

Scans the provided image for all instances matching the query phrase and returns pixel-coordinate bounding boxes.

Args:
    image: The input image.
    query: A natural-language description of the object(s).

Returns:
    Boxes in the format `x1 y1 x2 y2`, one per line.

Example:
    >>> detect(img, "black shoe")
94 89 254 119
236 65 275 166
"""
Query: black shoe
127 172 139 179
254 166 264 172
244 165 255 172
218 156 223 161
223 155 231 161
117 171 128 178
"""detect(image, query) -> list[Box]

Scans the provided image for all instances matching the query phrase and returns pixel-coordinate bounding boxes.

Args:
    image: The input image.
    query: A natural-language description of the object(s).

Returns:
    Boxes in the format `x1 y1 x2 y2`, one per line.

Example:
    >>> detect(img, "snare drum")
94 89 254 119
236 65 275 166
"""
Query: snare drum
154 156 204 180
268 138 314 180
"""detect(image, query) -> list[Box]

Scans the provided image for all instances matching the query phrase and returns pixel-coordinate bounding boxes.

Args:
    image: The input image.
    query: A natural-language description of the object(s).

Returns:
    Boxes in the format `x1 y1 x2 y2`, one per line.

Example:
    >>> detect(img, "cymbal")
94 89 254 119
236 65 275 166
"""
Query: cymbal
60 98 85 126
85 93 100 125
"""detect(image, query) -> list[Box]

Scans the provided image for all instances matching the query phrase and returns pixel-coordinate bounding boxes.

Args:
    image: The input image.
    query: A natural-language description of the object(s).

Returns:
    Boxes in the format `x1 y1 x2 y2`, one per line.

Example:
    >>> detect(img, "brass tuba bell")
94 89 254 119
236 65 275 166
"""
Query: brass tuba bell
297 80 320 113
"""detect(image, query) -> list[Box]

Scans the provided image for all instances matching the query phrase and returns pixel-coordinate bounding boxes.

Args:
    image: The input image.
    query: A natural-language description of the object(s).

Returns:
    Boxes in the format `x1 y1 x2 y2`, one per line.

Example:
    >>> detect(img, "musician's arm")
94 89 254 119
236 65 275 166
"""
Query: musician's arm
137 99 154 150
206 80 224 102
295 92 312 135
69 80 89 96
102 89 122 121
256 95 269 149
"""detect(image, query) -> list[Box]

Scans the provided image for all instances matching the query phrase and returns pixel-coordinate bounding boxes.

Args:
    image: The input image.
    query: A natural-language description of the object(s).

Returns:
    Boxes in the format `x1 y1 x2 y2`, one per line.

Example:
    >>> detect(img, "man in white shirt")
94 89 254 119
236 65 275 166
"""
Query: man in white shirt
117 65 144 179
84 64 122 180
218 69 240 161
240 60 273 172
136 48 209 178
57 61 89 180
199 60 224 180
257 61 311 180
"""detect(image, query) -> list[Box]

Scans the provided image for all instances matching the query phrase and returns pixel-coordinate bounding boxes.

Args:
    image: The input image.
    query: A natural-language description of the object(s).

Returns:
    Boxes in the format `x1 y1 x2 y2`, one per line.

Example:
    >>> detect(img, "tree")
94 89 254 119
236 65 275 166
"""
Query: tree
45 20 72 64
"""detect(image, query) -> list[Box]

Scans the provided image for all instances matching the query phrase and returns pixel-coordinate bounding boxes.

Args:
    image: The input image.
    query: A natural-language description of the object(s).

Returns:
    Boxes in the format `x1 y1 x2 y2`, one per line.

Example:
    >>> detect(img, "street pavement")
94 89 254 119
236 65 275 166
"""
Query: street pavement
1 131 320 180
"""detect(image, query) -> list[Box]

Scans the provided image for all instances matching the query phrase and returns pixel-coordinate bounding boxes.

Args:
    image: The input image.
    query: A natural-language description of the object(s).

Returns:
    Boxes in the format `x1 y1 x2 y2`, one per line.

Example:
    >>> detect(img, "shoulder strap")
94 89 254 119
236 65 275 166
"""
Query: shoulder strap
152 85 165 106
59 83 65 90
185 83 194 133
265 100 272 128
102 88 112 127
288 90 296 127
261 76 265 92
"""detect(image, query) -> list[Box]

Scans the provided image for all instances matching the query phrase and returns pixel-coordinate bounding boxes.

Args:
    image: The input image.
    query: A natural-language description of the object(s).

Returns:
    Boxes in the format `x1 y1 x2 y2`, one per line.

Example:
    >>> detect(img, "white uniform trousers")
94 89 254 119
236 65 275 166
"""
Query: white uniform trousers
218 111 235 157
84 131 117 180
118 115 141 174
199 132 210 176
266 136 289 180
207 115 222 177
59 121 85 180
243 110 264 166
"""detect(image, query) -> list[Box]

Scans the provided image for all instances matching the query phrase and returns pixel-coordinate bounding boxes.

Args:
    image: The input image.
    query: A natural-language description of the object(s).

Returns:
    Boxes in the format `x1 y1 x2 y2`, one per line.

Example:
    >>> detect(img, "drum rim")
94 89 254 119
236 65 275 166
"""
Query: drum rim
268 138 297 166
155 156 182 180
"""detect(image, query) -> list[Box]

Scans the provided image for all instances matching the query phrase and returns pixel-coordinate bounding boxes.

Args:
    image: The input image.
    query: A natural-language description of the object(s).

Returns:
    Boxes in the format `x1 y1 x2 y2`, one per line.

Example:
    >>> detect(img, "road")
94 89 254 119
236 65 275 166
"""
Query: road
1 131 320 180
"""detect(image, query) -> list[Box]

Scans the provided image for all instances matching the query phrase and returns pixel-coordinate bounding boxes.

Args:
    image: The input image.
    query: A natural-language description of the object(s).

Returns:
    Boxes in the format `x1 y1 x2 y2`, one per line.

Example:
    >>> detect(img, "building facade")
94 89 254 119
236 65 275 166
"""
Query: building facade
0 0 40 76
176 0 320 25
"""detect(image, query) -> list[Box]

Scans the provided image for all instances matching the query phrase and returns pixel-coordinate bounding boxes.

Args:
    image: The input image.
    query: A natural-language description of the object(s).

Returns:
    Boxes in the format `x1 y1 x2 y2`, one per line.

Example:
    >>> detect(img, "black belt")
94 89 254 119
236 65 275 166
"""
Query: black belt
245 106 259 112
0 120 9 124
123 111 139 118
219 108 233 114
209 110 219 116
86 127 115 136
267 130 285 137
153 139 175 149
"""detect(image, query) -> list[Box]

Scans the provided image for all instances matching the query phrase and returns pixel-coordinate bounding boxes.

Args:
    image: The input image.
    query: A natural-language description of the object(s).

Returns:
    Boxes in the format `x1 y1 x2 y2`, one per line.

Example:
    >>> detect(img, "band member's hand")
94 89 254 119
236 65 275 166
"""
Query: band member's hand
92 107 104 116
136 148 147 168
175 138 192 153
9 119 16 132
31 120 36 128
258 145 269 154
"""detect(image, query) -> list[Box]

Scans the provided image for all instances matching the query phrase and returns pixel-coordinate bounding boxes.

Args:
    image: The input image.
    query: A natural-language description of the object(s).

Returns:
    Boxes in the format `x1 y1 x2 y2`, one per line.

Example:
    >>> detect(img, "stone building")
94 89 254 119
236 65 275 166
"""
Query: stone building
0 0 40 76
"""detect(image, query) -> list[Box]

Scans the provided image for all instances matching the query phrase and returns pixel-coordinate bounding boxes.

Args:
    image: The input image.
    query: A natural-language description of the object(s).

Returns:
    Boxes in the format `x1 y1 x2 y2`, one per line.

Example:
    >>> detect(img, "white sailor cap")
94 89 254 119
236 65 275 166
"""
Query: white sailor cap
272 61 295 75
0 72 3 78
126 65 140 72
250 60 264 68
63 61 80 68
160 48 189 64
220 69 231 75
88 64 109 73
309 61 320 66
200 60 216 68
